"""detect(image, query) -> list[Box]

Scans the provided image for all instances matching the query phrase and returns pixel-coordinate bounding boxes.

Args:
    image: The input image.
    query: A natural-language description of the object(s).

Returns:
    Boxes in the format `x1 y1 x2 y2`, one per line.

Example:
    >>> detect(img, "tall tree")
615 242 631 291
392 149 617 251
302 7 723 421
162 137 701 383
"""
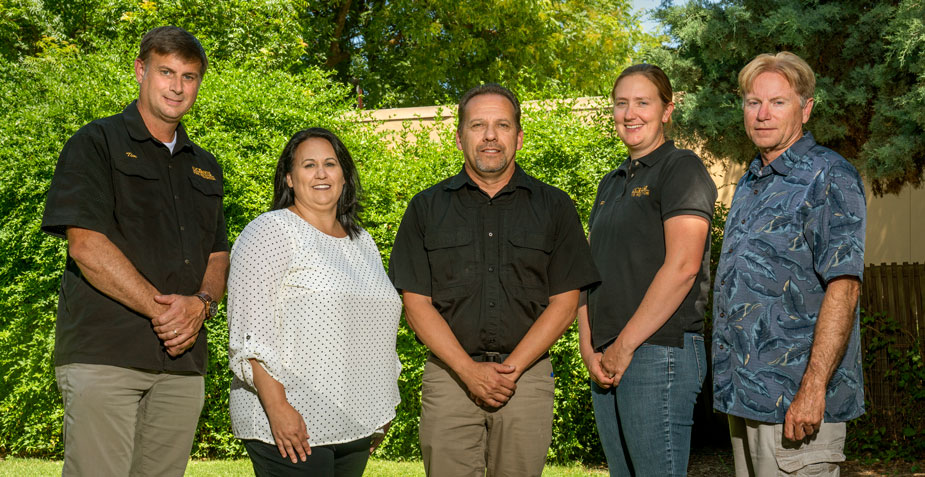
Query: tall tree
2 0 651 107
298 0 650 106
648 0 925 194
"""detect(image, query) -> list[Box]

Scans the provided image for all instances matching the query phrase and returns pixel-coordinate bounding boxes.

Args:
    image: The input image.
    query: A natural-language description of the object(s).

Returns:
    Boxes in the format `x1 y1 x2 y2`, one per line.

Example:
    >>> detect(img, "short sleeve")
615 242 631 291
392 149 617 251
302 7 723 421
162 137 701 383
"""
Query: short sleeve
227 213 293 388
659 151 717 222
587 171 612 231
211 168 230 253
811 161 866 283
546 191 600 295
388 196 433 296
41 126 115 239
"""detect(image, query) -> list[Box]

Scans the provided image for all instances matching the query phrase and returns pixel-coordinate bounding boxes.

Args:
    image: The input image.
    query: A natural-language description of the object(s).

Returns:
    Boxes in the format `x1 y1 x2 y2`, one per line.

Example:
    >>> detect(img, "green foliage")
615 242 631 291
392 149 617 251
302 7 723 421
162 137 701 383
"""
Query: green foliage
0 0 652 108
649 0 925 194
847 312 925 460
0 41 630 463
305 0 649 107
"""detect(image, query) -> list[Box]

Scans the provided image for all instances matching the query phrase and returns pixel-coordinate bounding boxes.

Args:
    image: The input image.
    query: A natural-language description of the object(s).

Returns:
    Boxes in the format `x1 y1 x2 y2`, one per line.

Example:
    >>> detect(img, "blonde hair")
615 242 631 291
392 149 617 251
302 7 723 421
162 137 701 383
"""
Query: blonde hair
738 51 815 106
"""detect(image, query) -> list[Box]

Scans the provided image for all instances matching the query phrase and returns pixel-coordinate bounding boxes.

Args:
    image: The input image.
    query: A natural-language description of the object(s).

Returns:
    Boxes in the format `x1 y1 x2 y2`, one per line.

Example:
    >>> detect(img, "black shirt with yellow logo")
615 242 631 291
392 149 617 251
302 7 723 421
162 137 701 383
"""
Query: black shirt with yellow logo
41 101 227 374
587 141 716 350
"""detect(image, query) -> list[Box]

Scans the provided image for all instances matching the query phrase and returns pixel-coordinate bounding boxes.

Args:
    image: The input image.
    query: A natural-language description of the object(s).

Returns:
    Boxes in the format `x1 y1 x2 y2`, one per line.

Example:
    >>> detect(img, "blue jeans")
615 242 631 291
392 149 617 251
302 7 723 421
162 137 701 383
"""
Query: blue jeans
591 332 706 476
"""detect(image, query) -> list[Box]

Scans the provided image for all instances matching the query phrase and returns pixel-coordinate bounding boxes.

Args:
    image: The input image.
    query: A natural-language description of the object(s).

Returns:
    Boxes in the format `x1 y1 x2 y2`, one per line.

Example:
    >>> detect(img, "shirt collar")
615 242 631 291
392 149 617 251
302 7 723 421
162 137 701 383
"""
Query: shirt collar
635 140 674 167
445 162 535 194
122 100 194 152
617 140 673 176
747 131 816 178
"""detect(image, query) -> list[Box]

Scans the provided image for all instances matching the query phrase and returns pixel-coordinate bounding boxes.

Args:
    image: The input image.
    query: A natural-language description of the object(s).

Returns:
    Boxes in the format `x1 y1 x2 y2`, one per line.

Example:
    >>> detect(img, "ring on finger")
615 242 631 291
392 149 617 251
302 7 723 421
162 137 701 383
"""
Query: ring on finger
173 329 179 336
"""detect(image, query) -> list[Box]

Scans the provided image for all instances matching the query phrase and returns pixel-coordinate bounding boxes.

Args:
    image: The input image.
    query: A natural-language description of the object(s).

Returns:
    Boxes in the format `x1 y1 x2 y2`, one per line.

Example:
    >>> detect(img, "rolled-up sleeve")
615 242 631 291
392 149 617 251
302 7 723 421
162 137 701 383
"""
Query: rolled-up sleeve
227 213 292 389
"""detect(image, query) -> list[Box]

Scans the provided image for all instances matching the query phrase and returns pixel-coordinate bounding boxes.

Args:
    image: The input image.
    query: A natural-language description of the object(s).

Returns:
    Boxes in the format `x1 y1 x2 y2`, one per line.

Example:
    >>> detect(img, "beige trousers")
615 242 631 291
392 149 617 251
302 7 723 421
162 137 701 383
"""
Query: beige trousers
55 363 204 477
728 415 846 477
419 355 554 477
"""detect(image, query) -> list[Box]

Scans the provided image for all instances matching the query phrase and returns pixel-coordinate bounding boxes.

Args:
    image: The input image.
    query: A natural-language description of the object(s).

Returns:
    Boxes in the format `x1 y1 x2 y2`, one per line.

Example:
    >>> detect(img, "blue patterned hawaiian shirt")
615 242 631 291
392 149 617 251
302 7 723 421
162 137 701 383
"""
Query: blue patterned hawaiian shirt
712 132 866 423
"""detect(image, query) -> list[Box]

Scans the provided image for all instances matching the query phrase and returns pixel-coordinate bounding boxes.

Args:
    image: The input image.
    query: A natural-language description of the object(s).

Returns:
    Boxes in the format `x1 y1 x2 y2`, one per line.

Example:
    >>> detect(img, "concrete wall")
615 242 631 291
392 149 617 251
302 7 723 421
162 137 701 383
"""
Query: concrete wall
359 101 922 265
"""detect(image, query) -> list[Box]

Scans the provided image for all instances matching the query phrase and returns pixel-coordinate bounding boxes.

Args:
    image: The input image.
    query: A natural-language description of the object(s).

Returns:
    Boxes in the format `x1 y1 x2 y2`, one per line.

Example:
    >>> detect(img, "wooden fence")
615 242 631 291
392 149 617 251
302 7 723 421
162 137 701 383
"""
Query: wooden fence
859 262 924 415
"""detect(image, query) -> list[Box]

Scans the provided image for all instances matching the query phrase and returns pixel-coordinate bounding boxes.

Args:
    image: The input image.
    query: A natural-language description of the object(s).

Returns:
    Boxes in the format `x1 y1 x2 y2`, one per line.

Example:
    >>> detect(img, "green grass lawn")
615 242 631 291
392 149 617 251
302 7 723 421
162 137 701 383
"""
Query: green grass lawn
0 458 608 476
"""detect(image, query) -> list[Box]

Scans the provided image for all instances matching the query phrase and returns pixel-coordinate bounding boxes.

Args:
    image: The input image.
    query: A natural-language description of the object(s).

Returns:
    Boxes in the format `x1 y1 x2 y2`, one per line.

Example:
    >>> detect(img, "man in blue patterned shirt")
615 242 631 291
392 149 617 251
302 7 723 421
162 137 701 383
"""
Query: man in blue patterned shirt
713 51 866 476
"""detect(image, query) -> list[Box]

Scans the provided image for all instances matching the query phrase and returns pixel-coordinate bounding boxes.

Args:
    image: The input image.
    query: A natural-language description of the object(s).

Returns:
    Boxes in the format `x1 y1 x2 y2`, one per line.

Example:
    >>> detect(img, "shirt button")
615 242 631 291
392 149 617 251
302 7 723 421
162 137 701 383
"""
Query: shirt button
246 335 251 340
721 280 725 285
488 266 494 272
184 259 190 264
741 219 745 224
720 312 725 318
488 232 493 237
174 195 180 200
753 189 758 195
168 164 173 169
180 226 185 231
719 344 725 350
489 302 495 307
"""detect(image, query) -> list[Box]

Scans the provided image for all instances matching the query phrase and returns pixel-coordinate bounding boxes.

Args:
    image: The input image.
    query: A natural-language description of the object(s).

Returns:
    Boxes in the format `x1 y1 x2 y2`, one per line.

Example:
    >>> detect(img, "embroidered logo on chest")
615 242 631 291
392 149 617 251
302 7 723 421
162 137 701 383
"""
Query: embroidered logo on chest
192 166 216 180
631 185 650 197
125 152 137 159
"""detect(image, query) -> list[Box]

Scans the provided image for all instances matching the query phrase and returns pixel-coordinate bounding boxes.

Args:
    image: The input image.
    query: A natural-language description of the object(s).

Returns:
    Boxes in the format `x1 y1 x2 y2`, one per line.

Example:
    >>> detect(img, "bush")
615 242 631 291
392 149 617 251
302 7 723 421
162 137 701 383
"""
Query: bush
847 311 925 461
0 45 632 464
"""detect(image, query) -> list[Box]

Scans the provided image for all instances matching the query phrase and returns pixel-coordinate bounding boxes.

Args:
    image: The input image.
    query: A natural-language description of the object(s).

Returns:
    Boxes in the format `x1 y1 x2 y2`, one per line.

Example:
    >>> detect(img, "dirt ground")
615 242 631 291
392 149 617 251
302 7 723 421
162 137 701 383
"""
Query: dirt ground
687 446 925 477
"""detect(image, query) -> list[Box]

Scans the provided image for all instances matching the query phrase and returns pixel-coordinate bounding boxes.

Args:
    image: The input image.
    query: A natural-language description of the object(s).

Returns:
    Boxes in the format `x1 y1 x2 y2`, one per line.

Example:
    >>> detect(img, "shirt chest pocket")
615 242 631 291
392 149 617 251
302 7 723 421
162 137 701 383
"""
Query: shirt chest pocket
188 174 223 231
424 229 476 288
112 159 163 218
503 231 553 290
743 194 806 255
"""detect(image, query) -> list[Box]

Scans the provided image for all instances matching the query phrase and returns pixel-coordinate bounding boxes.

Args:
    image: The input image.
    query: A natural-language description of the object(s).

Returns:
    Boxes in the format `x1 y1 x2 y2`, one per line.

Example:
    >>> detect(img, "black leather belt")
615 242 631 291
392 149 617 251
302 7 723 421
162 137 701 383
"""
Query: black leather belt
470 352 510 363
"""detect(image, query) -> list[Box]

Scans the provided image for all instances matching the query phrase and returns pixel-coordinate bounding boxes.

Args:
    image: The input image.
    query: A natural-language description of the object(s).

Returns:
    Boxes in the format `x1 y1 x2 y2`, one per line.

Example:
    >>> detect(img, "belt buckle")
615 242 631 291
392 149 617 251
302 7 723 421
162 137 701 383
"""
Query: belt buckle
483 352 502 363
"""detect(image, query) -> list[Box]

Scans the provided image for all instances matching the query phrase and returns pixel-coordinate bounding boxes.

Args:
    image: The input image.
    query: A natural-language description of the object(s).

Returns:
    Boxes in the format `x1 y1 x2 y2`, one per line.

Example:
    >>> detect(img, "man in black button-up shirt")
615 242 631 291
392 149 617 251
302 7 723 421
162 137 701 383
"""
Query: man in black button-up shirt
389 84 599 476
41 27 228 477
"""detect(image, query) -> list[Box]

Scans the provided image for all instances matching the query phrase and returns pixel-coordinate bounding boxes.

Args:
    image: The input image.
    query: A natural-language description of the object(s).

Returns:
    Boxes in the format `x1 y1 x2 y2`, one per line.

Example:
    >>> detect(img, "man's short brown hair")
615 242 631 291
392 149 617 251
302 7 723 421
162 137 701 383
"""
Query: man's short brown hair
457 83 522 133
738 51 815 106
138 26 208 76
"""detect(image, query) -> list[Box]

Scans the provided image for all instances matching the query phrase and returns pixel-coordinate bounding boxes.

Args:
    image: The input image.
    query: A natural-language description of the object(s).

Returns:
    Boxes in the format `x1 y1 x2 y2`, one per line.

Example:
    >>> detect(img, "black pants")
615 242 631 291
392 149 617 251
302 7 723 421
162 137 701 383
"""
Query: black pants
243 435 372 477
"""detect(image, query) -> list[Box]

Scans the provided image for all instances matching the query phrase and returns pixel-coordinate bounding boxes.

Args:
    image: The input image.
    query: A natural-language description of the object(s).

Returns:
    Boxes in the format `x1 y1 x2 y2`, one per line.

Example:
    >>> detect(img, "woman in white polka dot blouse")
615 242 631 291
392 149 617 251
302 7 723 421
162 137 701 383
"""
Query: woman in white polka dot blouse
227 128 402 476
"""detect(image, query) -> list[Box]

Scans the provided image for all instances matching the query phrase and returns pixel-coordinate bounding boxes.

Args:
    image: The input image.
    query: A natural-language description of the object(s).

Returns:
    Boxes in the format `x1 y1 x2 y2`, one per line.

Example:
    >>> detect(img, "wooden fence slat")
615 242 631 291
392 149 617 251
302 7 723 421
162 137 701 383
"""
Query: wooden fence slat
901 264 916 345
912 263 925 355
859 262 925 409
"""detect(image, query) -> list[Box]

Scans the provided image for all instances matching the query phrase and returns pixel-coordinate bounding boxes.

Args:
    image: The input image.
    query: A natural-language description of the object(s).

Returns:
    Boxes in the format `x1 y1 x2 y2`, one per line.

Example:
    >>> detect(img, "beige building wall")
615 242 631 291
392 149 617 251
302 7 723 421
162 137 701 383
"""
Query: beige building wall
706 159 924 266
359 102 921 266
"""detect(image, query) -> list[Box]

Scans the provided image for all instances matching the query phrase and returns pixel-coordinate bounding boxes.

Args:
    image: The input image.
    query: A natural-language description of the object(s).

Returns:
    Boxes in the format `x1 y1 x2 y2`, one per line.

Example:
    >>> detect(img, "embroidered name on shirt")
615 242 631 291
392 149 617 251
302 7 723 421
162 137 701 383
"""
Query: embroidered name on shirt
125 152 137 159
192 167 216 181
631 185 650 197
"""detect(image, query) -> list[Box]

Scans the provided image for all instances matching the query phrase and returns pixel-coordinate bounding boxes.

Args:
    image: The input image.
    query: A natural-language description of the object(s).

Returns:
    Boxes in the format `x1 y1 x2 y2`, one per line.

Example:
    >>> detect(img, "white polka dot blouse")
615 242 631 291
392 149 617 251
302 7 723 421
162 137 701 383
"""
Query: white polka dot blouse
227 209 402 446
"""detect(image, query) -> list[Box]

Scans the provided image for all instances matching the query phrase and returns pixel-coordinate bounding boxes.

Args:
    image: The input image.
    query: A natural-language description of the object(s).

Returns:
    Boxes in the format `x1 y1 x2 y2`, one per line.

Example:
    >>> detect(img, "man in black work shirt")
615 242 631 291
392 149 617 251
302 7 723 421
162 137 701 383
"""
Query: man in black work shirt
41 26 228 477
389 83 599 477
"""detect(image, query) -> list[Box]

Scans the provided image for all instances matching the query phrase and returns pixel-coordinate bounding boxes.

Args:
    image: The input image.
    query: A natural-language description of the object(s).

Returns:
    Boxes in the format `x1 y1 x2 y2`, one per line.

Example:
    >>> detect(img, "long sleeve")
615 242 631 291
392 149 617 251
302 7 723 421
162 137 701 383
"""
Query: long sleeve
227 212 293 389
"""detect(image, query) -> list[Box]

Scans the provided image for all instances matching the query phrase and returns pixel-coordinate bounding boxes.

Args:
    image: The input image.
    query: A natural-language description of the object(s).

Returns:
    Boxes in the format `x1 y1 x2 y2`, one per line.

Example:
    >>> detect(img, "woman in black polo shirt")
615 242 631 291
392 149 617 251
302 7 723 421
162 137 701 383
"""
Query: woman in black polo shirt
578 64 717 476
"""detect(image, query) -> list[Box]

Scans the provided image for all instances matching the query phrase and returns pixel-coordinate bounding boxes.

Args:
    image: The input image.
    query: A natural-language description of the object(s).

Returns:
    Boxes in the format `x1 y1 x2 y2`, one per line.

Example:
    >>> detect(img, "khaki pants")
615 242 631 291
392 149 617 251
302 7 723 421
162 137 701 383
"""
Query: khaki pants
55 363 204 477
728 415 846 477
419 355 554 477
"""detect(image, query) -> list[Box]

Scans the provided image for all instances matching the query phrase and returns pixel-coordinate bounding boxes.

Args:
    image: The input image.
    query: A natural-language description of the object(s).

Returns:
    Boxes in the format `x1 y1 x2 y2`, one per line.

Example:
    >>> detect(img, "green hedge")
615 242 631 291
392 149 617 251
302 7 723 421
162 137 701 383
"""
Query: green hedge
0 46 630 463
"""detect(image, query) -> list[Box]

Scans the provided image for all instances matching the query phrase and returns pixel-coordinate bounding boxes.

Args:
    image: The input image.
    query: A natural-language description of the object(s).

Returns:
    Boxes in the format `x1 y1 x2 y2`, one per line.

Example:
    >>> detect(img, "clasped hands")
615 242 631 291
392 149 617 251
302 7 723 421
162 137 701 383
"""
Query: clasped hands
150 294 206 357
584 341 635 389
460 361 519 409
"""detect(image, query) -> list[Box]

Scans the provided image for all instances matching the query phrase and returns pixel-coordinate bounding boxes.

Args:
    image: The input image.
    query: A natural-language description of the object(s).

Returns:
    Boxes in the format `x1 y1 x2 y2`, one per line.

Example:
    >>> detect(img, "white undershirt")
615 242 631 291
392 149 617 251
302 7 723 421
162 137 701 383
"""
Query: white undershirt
227 209 402 446
163 131 177 154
